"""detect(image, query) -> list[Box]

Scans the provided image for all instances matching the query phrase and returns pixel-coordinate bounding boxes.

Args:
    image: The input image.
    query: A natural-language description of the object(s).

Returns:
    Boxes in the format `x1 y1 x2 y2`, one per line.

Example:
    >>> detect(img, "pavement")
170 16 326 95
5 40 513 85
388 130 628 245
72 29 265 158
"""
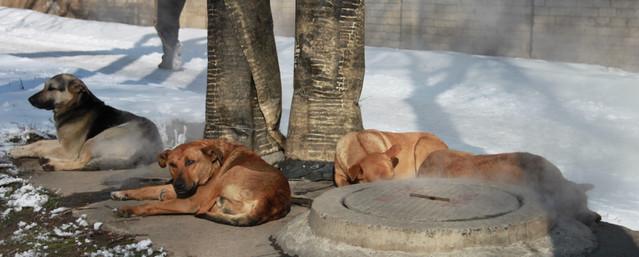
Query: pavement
16 159 331 257
13 158 639 257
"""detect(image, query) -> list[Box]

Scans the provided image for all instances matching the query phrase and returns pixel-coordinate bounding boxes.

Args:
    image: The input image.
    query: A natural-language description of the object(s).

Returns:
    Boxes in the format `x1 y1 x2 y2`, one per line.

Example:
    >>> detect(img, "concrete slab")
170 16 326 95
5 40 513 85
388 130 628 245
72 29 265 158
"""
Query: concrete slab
15 159 639 257
76 200 306 257
19 161 309 257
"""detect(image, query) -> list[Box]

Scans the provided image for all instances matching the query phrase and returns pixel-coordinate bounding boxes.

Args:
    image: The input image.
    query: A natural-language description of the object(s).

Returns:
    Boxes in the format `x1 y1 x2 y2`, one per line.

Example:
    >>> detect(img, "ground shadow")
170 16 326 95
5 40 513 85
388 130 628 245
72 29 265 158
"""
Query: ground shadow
0 77 43 93
9 33 207 93
402 51 485 153
59 187 116 208
57 175 170 208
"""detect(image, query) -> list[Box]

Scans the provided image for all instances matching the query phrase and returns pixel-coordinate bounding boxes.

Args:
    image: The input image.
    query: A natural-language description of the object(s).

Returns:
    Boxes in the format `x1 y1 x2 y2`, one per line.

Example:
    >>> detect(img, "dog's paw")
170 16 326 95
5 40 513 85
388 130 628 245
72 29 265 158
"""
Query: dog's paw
8 147 29 159
39 158 55 172
114 206 134 218
110 191 129 201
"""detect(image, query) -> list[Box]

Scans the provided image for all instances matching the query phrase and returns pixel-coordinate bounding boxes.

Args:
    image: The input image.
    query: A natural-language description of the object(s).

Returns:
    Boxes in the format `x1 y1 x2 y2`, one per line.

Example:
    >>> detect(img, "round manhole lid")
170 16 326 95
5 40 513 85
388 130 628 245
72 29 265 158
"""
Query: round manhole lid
343 183 520 222
307 178 553 253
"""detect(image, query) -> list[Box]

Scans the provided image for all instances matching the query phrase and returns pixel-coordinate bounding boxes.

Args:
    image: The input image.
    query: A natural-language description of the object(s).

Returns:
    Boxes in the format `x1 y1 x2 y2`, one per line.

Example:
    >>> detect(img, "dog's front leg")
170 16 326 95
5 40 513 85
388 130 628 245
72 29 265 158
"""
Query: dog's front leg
9 140 66 159
334 171 351 187
116 198 200 217
111 185 177 201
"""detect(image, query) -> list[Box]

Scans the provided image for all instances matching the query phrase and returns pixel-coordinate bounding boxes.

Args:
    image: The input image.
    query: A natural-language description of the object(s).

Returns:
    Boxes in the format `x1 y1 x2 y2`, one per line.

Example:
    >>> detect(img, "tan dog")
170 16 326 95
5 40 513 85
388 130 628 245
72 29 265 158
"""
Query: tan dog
111 139 291 226
418 149 601 225
334 130 448 186
9 73 163 170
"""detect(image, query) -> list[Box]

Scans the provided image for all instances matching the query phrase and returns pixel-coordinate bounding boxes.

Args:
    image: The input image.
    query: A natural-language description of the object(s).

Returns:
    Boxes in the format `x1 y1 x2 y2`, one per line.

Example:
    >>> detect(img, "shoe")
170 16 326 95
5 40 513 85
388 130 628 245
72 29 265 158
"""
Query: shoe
158 42 182 70
277 159 334 182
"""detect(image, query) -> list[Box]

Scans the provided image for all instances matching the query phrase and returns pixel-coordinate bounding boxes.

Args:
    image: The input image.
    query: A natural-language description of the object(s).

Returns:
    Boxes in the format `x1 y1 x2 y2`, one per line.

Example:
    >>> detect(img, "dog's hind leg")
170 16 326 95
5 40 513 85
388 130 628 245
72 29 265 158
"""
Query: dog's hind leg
43 155 90 171
41 140 94 171
111 185 177 201
84 122 162 170
199 196 261 226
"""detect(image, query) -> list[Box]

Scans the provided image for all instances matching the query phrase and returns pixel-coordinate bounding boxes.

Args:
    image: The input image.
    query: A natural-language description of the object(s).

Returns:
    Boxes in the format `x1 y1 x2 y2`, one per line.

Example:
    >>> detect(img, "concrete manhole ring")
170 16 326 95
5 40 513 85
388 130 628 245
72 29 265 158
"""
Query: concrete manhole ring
276 178 597 257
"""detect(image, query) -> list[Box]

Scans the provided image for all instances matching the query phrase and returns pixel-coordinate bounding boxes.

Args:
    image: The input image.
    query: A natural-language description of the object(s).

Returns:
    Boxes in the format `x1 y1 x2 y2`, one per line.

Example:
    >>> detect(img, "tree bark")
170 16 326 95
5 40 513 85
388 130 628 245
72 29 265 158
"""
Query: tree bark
286 0 366 162
204 0 284 157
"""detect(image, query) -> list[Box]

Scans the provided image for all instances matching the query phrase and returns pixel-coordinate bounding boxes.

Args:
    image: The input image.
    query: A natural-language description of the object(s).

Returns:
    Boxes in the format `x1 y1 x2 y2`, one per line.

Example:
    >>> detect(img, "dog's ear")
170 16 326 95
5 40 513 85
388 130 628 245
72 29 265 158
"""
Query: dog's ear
384 144 402 158
348 163 363 181
158 149 171 168
201 145 224 164
68 79 87 94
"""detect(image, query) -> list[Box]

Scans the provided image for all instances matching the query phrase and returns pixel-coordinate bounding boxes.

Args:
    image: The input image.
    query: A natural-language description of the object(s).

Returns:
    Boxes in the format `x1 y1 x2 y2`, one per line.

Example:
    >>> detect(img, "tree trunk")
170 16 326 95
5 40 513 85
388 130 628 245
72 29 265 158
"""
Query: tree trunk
286 0 366 162
204 0 284 157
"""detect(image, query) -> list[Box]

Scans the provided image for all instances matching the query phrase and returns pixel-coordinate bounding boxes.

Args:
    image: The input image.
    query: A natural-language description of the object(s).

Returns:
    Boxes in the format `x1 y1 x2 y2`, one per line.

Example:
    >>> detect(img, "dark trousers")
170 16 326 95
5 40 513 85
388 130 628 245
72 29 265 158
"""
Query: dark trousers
156 0 186 50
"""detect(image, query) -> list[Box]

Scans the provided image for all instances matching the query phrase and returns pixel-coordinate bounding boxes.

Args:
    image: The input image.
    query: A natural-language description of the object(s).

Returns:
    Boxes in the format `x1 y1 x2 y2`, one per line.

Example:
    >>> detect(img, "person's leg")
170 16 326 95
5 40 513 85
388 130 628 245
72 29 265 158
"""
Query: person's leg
282 0 366 181
203 0 284 161
155 0 186 70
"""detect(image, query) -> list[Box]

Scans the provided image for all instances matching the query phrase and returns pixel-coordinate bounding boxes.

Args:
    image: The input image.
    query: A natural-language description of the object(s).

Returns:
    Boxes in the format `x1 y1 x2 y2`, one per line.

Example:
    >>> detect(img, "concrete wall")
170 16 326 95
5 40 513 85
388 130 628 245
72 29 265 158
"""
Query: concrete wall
2 0 638 71
81 0 155 26
0 0 156 25
272 0 639 71
394 0 533 57
532 0 639 70
179 0 206 29
270 0 295 36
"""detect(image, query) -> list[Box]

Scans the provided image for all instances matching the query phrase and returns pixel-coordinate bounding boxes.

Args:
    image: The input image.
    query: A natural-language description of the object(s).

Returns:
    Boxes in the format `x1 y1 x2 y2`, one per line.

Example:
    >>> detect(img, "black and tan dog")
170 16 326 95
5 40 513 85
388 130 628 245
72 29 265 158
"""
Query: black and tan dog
9 73 163 171
110 139 291 226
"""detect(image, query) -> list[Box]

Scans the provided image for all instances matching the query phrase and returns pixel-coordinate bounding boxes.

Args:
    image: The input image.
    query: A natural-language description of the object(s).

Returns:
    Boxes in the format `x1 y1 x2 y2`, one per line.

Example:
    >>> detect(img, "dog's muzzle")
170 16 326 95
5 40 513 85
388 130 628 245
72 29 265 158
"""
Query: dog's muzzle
173 180 197 198
28 92 54 110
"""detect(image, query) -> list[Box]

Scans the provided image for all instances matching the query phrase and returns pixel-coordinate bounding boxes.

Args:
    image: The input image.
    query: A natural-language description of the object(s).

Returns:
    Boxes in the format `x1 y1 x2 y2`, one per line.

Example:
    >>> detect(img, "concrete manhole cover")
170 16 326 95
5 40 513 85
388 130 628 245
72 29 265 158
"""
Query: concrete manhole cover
343 183 520 222
276 178 597 257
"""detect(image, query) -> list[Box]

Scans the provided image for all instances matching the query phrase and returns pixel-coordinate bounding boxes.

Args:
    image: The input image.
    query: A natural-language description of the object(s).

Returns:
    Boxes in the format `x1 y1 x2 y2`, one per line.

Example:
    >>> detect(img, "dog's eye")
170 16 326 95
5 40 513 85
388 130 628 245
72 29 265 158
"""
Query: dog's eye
47 87 55 91
185 159 195 166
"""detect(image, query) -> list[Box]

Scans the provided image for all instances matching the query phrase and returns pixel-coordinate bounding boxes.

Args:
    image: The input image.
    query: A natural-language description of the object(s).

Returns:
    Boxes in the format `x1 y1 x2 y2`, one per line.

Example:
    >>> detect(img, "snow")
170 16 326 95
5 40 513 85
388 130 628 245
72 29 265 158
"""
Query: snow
0 173 48 214
0 7 638 230
93 222 103 231
14 249 36 257
0 160 165 256
0 174 23 186
88 239 165 257
49 207 69 218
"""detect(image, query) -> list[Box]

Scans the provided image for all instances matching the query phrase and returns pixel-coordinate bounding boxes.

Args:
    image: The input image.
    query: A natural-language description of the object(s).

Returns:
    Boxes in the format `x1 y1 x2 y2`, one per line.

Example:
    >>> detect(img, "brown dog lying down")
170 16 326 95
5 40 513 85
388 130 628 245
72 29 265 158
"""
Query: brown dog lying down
334 129 448 186
110 139 291 226
418 149 601 225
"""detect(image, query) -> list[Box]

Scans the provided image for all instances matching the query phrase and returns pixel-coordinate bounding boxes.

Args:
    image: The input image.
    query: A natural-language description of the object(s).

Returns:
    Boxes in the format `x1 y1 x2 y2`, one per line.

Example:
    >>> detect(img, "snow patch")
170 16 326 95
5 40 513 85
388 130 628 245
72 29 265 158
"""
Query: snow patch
88 239 166 257
6 183 48 212
93 222 103 231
